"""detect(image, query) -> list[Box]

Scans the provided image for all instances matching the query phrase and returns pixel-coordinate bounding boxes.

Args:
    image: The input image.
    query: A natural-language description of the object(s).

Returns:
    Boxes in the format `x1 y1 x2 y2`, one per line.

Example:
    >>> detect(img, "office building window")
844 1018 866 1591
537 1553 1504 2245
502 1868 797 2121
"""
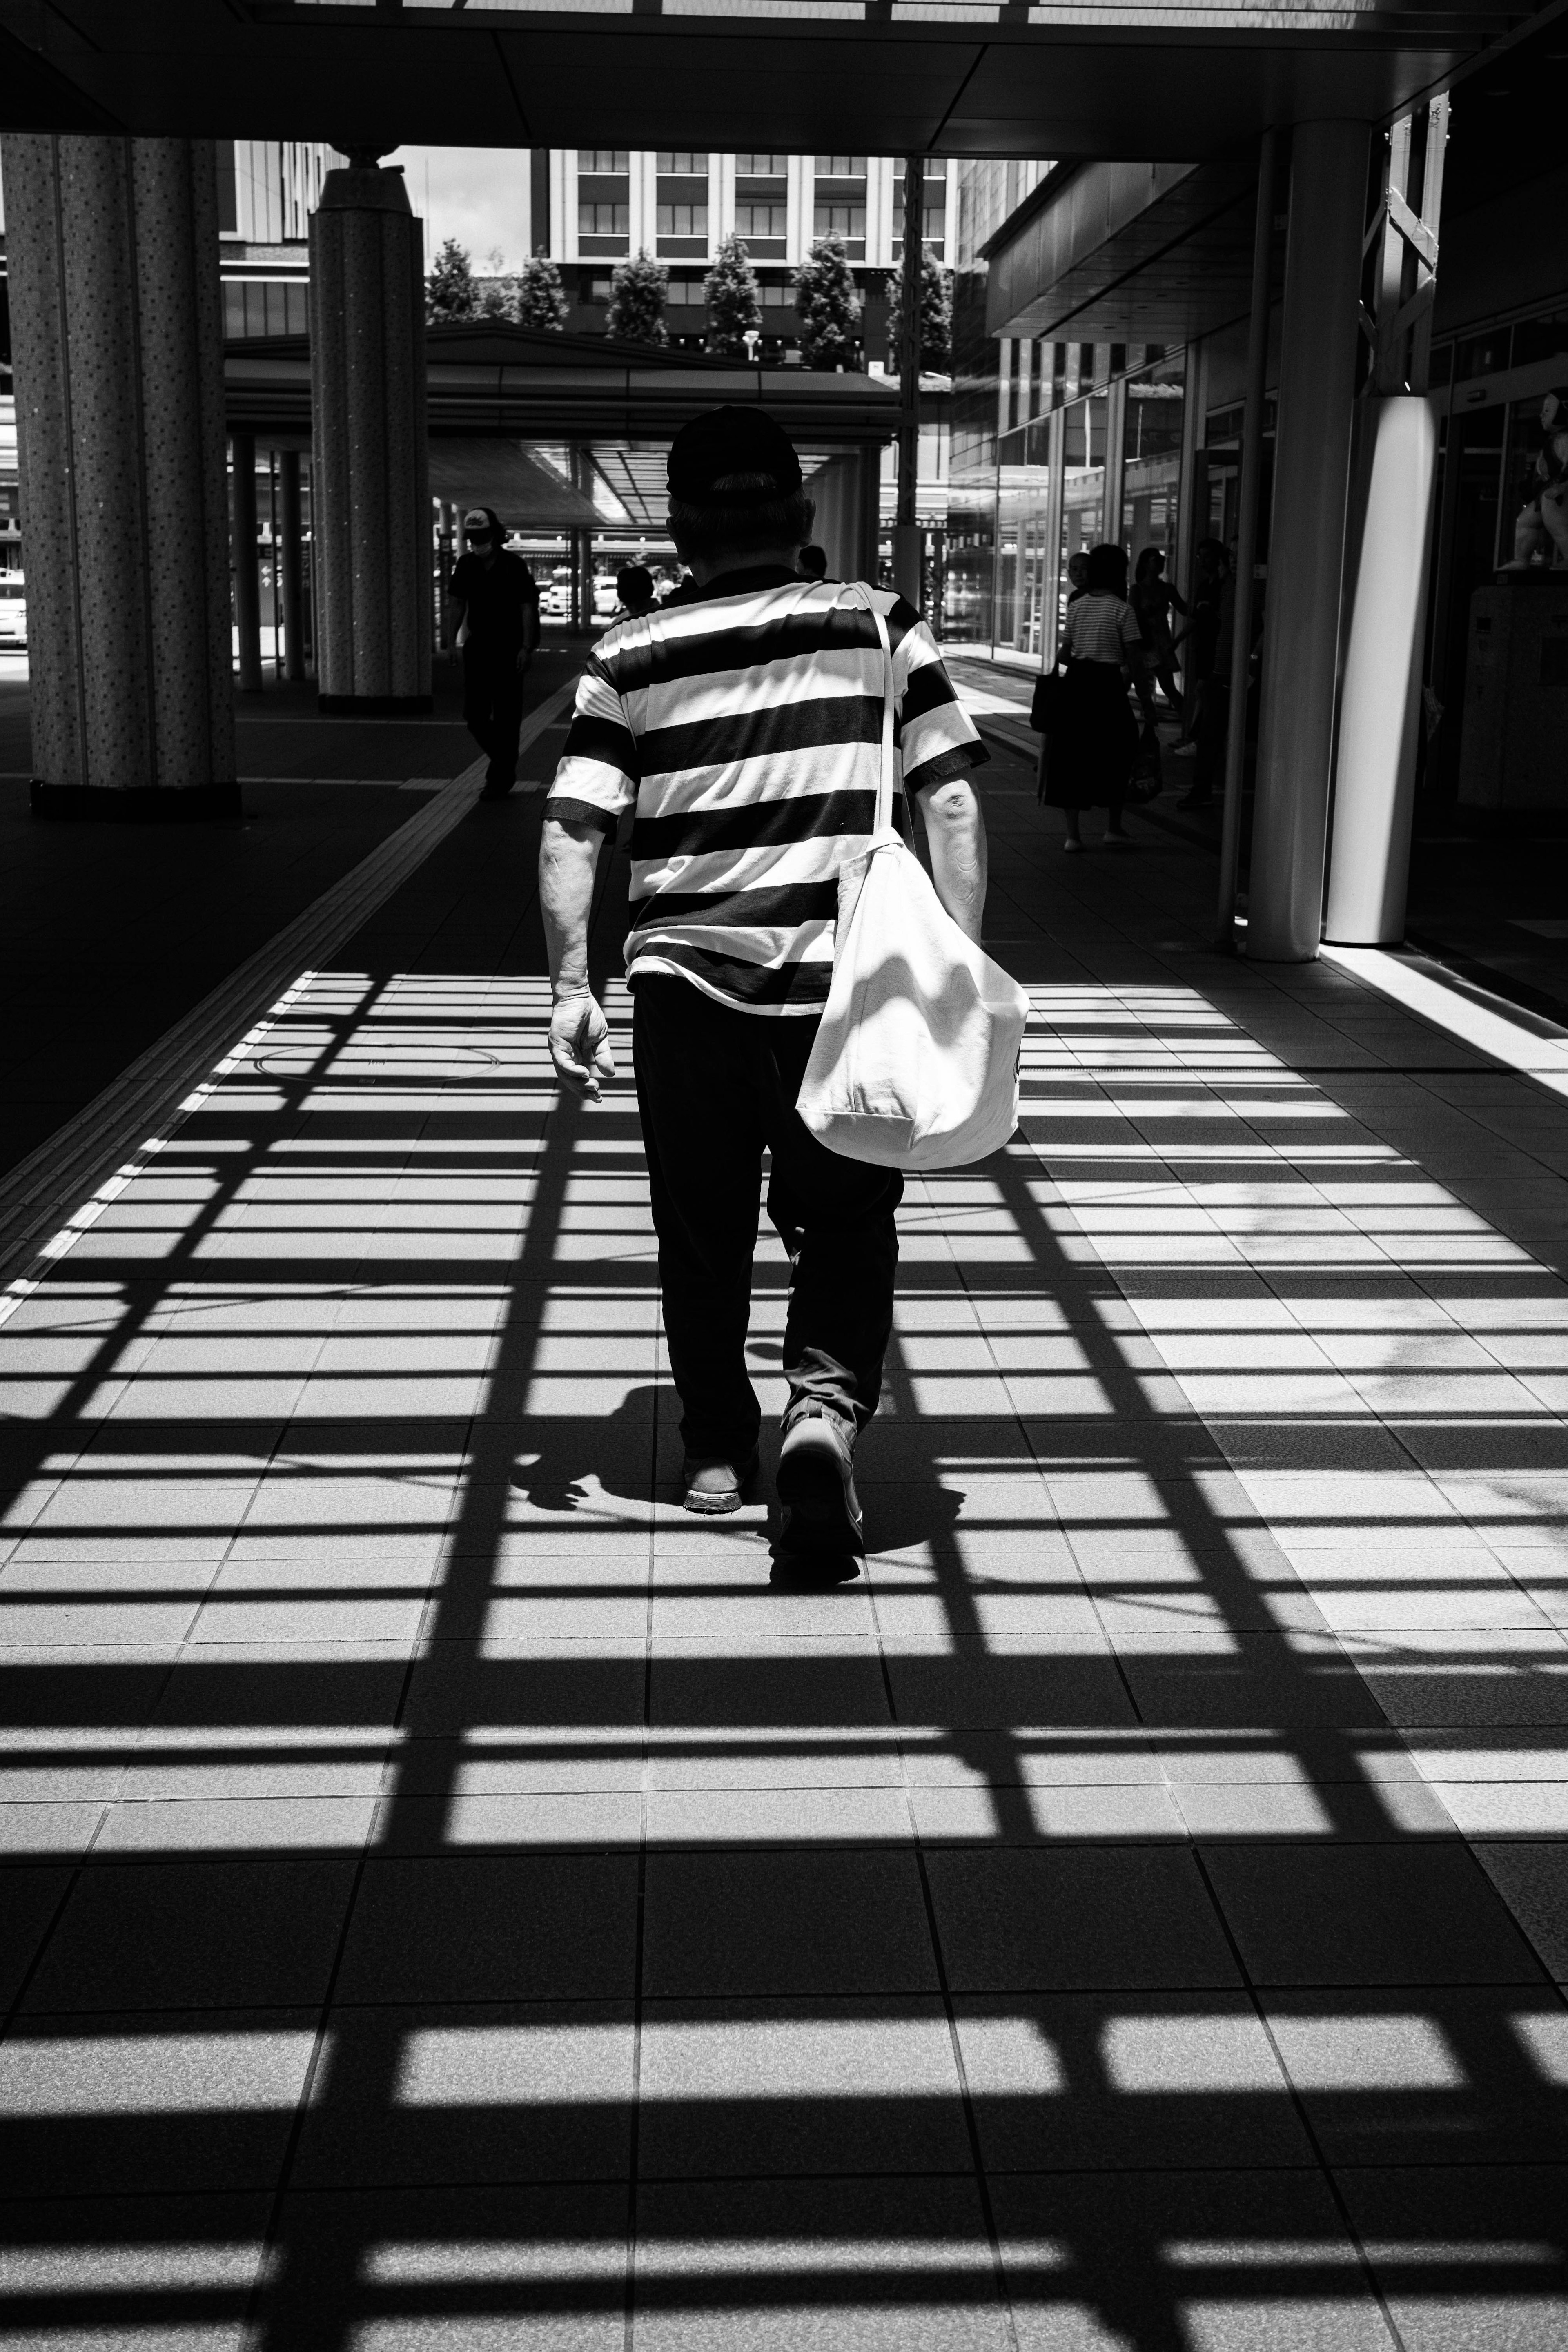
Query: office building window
579 201 630 237
657 203 708 239
656 152 708 173
758 280 797 308
579 151 629 173
813 203 865 241
223 281 308 339
735 203 787 240
736 154 788 175
815 156 866 176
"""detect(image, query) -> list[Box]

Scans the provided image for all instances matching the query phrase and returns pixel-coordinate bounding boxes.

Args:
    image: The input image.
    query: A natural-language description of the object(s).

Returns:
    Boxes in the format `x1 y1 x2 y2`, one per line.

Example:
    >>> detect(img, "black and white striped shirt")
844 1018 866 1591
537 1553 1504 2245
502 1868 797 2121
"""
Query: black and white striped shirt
544 566 986 1014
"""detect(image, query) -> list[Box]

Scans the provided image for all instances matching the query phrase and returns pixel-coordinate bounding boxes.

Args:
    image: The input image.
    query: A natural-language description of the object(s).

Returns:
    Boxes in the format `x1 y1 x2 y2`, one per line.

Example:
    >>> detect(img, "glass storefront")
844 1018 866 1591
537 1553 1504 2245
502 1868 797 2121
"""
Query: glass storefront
1120 350 1185 570
943 346 1184 663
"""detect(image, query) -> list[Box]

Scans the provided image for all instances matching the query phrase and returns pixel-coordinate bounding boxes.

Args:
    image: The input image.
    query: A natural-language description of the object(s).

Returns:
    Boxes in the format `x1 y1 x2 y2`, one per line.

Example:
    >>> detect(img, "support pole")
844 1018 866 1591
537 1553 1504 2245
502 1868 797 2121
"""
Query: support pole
1245 120 1369 962
278 448 305 684
1216 125 1278 949
1102 374 1127 548
893 156 924 607
1323 98 1449 945
232 429 263 694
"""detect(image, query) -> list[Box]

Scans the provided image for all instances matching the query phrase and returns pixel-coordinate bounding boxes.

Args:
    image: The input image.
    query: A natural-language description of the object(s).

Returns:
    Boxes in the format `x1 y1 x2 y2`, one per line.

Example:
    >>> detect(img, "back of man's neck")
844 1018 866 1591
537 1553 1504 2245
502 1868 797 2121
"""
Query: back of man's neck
688 548 801 587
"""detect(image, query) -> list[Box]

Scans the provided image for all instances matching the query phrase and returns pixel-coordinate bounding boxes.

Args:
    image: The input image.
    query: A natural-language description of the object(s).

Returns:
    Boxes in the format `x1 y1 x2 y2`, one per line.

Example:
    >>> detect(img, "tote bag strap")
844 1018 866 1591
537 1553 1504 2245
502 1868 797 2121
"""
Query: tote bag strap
839 580 897 834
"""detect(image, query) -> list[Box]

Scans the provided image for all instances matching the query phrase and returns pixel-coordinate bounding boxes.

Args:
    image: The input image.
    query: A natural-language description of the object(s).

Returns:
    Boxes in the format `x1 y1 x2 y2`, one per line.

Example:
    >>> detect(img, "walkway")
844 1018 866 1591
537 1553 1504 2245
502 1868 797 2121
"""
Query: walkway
2 727 1567 2348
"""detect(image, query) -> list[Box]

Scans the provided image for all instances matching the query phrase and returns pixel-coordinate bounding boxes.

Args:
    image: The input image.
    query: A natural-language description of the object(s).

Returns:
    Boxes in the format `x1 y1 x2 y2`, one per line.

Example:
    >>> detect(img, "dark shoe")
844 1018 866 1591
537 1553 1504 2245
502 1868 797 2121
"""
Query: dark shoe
681 1449 759 1515
776 1405 864 1555
480 776 517 801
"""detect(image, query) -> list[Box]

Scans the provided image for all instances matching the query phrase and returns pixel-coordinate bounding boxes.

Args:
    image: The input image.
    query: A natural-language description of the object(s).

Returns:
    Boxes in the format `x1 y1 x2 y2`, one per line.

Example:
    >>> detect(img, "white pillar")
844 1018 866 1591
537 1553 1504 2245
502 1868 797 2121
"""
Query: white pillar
1322 396 1439 943
309 155 432 713
4 134 236 817
1246 120 1369 962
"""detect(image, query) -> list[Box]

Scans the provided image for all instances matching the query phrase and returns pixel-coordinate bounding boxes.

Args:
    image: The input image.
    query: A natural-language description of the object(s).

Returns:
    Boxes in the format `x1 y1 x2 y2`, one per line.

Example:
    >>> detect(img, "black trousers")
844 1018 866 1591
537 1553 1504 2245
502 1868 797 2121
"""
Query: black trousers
463 645 525 787
632 976 903 1462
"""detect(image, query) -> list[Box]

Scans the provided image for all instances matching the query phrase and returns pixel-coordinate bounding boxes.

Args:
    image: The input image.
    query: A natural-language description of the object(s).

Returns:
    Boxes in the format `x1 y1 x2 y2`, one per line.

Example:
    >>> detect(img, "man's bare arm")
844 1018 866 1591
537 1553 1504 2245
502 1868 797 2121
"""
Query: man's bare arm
920 775 988 947
539 814 615 1100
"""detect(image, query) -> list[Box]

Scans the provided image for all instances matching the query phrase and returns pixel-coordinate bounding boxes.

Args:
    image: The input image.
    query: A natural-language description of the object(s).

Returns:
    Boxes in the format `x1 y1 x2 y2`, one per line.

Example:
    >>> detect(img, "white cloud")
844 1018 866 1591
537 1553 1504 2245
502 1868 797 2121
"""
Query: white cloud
390 145 533 274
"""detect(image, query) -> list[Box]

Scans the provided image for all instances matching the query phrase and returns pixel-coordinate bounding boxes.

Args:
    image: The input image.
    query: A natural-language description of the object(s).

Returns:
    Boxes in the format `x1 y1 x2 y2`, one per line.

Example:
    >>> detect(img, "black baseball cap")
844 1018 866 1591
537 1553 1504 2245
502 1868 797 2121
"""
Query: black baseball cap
667 405 803 508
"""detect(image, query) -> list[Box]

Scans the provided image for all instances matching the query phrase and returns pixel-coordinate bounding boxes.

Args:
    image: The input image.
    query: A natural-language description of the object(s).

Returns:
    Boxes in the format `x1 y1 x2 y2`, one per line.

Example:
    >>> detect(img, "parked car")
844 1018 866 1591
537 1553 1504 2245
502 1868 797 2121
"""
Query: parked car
0 575 25 649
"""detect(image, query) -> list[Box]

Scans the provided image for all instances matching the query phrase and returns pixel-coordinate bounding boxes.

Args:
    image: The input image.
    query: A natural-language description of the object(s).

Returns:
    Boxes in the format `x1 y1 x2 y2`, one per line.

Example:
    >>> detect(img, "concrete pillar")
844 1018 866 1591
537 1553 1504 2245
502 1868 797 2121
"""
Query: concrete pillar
1322 396 1439 943
1246 120 1370 960
232 430 263 693
3 133 236 818
308 154 432 713
278 450 307 684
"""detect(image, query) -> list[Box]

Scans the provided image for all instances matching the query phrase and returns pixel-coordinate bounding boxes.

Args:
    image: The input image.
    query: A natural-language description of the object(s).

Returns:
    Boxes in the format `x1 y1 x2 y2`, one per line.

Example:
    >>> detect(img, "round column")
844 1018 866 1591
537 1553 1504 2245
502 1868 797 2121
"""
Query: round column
3 133 236 818
1246 120 1370 961
308 154 432 713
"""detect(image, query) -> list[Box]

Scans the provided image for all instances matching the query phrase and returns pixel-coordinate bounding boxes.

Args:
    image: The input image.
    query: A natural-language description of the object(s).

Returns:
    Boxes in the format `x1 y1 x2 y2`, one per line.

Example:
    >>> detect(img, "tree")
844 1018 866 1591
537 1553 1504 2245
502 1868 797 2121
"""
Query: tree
793 235 862 370
886 242 952 374
478 277 513 319
606 249 669 347
514 252 569 332
704 234 762 359
426 237 477 324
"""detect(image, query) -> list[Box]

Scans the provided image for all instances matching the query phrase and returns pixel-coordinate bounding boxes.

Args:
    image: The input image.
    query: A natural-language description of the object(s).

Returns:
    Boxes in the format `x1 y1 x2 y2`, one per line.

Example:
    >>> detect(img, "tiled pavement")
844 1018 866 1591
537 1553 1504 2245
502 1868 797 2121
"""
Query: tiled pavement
2 730 1568 2347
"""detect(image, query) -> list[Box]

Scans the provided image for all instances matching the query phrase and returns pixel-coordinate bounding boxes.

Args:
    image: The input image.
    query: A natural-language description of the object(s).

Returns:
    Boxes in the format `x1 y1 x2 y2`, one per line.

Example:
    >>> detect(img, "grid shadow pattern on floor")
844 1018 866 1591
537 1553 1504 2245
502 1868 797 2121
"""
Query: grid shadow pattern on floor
2 748 1568 2348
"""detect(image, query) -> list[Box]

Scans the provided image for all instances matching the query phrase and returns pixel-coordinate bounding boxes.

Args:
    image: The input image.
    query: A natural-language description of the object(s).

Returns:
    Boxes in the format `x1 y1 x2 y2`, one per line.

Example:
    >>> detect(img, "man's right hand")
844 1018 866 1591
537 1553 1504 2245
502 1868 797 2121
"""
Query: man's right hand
548 992 615 1102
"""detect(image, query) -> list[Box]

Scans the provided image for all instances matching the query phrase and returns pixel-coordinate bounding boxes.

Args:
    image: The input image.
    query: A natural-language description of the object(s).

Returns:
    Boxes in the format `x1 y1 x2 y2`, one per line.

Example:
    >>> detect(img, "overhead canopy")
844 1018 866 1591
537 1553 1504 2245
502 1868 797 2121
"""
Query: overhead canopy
985 156 1263 346
225 321 901 450
0 0 1543 163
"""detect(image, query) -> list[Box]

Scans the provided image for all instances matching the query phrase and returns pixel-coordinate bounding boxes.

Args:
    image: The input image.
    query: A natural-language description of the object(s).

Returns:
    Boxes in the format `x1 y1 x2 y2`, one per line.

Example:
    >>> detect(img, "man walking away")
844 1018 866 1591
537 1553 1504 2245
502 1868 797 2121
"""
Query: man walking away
449 507 541 800
537 405 990 1553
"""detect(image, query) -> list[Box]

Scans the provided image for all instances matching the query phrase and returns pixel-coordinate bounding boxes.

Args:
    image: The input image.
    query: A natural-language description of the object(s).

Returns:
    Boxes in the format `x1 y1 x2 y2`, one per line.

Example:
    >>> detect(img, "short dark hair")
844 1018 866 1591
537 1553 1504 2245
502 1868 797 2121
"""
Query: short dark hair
1085 542 1128 597
668 472 815 562
1134 546 1165 580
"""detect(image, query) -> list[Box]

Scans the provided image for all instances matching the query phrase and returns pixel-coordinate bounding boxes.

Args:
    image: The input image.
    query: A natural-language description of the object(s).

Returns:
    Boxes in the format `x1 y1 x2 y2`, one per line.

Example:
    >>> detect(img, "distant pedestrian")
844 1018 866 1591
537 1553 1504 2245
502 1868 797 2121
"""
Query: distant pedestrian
1129 546 1186 720
614 564 657 618
450 508 541 800
1065 550 1090 605
1043 542 1143 853
798 543 829 580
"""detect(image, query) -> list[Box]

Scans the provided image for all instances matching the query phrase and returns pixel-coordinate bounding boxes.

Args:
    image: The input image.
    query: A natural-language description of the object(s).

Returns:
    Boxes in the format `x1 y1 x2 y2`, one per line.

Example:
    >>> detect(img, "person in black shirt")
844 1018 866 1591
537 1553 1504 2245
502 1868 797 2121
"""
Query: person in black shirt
449 508 541 800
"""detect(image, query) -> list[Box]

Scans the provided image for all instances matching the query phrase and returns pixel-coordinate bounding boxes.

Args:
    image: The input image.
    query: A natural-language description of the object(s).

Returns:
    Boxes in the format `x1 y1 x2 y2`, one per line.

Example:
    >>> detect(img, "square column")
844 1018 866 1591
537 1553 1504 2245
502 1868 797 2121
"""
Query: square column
309 155 433 713
3 134 237 819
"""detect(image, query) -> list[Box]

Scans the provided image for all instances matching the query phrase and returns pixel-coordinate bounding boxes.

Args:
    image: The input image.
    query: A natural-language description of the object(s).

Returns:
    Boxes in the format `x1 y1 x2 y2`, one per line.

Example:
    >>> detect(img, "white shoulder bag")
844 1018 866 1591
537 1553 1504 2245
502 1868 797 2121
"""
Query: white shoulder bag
795 586 1031 1172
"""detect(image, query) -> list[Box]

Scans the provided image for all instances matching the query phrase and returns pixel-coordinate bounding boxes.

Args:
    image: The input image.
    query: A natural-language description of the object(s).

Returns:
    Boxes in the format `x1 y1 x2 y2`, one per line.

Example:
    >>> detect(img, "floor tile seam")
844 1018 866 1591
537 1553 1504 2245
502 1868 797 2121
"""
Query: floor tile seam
1181 1839 1415 2351
0 1788 118 2046
887 1672 1025 2349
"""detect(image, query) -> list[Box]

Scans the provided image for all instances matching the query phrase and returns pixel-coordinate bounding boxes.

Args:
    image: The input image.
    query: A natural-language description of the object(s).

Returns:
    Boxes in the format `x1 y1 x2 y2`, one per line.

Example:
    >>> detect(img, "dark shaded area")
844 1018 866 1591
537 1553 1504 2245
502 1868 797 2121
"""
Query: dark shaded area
0 652 581 1183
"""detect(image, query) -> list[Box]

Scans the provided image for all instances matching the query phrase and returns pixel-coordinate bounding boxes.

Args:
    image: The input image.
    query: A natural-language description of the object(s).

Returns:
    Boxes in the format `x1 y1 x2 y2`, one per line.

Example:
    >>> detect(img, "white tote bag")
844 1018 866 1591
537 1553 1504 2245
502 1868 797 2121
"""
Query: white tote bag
796 586 1031 1172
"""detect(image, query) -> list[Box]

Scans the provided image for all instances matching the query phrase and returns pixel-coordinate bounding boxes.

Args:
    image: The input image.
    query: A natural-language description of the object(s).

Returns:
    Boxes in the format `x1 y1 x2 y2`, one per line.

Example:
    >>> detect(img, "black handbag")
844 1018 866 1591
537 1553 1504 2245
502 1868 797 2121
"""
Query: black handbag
1030 667 1065 734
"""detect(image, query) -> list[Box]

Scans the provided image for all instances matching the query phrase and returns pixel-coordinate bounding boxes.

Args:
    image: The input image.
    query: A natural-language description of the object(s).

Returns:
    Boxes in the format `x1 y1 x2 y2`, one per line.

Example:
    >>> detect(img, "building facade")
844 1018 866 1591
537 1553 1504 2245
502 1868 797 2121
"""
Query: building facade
525 151 964 358
216 139 344 339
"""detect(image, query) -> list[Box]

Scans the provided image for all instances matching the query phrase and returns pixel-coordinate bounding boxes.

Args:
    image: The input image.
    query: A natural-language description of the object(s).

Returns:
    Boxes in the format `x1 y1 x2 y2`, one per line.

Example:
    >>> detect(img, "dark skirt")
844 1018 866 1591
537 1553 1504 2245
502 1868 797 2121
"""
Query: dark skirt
1039 659 1139 810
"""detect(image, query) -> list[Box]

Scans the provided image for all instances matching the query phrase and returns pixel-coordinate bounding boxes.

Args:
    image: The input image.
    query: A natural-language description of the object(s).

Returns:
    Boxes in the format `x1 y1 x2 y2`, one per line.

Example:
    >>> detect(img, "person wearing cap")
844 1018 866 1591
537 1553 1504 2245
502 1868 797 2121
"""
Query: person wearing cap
537 404 990 1555
448 507 541 800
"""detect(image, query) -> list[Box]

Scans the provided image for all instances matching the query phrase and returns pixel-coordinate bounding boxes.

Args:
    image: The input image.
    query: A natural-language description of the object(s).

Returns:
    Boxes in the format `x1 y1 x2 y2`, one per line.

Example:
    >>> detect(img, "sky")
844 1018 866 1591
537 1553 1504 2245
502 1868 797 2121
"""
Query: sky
392 146 531 274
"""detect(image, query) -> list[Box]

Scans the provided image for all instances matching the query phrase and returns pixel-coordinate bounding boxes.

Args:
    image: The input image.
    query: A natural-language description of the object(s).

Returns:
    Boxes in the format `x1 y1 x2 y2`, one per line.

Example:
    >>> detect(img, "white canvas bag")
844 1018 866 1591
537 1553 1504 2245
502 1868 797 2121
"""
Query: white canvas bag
796 586 1031 1172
